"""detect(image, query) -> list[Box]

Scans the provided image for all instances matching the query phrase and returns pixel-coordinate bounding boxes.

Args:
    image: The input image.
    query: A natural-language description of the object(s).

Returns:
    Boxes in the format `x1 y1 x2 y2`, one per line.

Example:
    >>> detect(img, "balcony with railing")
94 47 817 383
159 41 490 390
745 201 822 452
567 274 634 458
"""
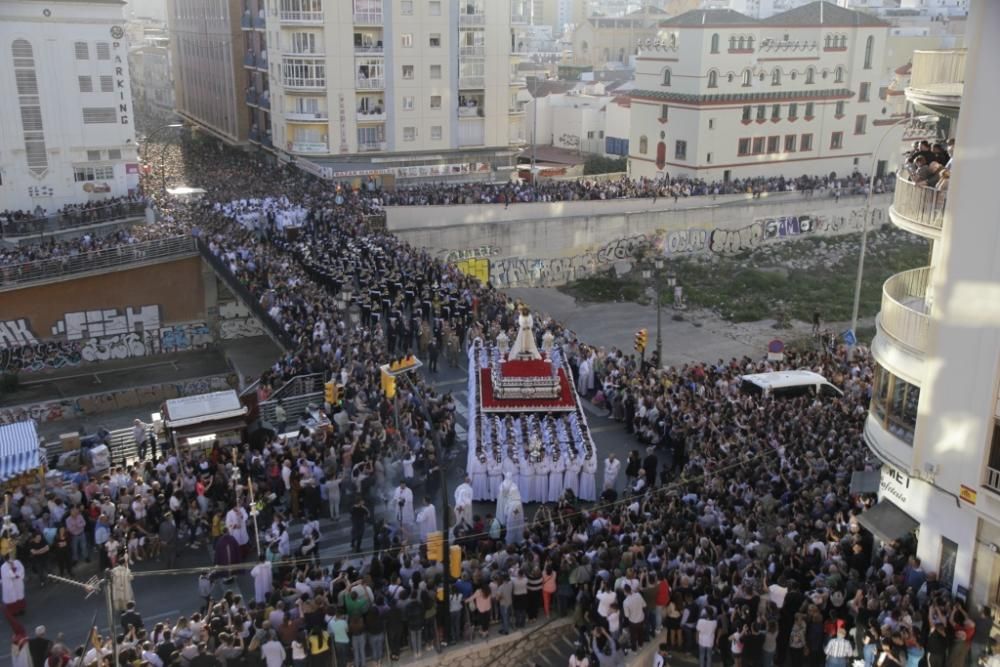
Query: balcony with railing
357 107 386 122
353 10 382 25
354 30 383 54
459 11 485 26
245 89 259 105
279 9 324 23
358 140 386 152
890 173 947 238
356 76 384 90
459 75 485 89
460 45 485 58
289 141 328 153
286 110 328 122
253 14 266 28
244 53 257 67
906 49 966 109
241 12 252 28
284 74 325 89
878 266 932 355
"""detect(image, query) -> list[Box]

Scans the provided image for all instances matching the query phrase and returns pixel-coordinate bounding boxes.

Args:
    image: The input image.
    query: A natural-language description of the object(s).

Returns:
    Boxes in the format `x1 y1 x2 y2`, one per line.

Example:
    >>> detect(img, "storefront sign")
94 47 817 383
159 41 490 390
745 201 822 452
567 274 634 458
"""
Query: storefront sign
959 484 977 505
880 465 910 505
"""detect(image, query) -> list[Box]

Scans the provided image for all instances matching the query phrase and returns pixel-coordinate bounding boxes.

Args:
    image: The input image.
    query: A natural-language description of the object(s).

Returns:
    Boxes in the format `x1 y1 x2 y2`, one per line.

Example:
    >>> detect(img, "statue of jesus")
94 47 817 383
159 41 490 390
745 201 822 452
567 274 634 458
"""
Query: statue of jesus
507 305 542 360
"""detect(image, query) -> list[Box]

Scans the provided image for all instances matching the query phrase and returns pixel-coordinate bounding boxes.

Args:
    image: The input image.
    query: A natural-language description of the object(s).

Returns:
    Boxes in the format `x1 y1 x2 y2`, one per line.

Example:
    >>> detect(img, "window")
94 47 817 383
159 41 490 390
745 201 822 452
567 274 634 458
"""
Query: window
639 135 648 154
788 103 798 119
771 68 781 86
800 133 813 151
429 34 441 48
859 82 871 102
835 101 845 117
871 364 920 444
75 42 89 60
675 140 686 160
752 137 765 155
402 95 414 110
742 106 751 122
82 107 116 124
357 125 385 147
87 150 102 161
708 118 715 130
708 70 718 88
756 105 766 121
100 75 113 93
587 131 595 139
805 67 815 84
660 104 668 120
12 39 47 176
662 69 671 86
78 76 93 93
855 114 867 135
706 152 713 164
402 65 414 79
401 0 413 14
290 32 318 53
430 95 441 109
401 33 413 48
830 131 843 149
742 69 752 87
767 136 780 153
834 66 844 83
805 102 814 118
429 0 441 15
430 64 441 79
738 138 751 156
108 149 121 160
710 33 719 54
784 134 796 152
771 104 781 120
431 125 442 140
864 35 874 69
96 43 110 60
403 126 416 141
73 166 114 181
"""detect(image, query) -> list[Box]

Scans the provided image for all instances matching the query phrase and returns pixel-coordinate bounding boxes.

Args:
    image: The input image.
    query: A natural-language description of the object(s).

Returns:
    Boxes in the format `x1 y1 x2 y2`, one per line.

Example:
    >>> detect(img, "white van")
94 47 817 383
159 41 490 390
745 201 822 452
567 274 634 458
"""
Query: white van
738 370 843 400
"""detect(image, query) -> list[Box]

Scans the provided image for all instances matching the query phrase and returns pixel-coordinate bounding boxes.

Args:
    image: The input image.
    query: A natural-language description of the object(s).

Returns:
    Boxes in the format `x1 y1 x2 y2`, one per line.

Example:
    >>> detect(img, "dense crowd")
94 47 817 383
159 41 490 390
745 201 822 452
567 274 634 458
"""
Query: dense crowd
2 138 990 667
0 195 146 238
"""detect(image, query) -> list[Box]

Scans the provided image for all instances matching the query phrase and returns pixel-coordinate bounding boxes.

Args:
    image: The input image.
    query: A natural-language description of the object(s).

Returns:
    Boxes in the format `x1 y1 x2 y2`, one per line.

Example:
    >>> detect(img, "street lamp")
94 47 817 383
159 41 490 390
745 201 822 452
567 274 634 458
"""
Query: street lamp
642 258 665 367
848 114 938 345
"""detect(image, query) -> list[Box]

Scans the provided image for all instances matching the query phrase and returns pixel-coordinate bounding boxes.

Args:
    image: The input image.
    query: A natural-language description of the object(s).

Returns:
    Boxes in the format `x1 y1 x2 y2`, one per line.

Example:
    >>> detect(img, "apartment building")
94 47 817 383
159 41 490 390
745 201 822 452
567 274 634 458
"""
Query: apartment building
237 0 529 182
168 0 249 145
0 0 139 211
627 2 904 182
863 0 1000 608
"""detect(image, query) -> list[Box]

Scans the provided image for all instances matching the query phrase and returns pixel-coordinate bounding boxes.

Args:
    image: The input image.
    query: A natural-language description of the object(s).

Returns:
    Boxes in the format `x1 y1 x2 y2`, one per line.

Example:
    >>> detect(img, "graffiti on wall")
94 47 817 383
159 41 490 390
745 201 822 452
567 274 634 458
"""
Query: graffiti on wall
218 302 267 340
484 207 885 287
0 304 213 373
439 246 501 263
0 374 235 425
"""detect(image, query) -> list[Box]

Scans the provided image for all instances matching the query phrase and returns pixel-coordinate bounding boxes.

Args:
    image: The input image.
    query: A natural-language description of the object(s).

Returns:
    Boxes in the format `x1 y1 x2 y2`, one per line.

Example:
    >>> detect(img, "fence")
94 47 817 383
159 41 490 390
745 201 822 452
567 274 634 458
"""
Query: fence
0 235 197 289
890 174 947 233
258 373 325 425
880 266 932 353
196 237 296 351
1 201 146 239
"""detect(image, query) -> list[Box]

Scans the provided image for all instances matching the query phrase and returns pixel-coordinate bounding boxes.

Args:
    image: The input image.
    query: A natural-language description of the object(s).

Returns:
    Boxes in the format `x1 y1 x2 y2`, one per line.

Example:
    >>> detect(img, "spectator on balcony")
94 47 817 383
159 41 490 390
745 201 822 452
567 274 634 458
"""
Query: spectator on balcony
916 162 943 188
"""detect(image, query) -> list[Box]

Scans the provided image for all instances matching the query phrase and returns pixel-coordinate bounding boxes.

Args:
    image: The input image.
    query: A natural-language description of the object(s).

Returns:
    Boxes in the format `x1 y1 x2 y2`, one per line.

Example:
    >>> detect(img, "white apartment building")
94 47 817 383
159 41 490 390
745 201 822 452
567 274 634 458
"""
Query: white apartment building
242 0 530 182
0 0 139 212
862 1 1000 608
627 2 901 182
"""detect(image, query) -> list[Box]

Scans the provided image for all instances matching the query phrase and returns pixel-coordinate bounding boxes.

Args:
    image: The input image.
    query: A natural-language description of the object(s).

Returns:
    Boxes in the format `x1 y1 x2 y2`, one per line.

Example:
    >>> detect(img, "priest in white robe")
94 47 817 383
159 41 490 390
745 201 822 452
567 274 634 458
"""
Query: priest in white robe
250 555 273 604
415 499 437 542
547 456 566 503
392 481 415 527
577 352 595 396
468 454 489 500
226 506 250 552
496 472 516 525
1 554 25 615
504 486 525 545
518 458 535 503
579 455 598 501
454 477 474 527
564 455 583 498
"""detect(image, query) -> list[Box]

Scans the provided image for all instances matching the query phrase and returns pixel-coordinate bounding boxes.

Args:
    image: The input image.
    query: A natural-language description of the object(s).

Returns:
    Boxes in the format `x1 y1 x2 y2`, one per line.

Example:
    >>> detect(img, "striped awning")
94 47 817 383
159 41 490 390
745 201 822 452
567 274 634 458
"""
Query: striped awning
0 420 40 482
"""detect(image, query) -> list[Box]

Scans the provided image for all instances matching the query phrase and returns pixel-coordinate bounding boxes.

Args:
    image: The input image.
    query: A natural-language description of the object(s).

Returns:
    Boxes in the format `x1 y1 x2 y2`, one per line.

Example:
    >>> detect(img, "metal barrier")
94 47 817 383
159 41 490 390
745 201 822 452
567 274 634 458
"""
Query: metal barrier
45 427 138 465
0 235 197 288
258 373 325 425
196 237 296 351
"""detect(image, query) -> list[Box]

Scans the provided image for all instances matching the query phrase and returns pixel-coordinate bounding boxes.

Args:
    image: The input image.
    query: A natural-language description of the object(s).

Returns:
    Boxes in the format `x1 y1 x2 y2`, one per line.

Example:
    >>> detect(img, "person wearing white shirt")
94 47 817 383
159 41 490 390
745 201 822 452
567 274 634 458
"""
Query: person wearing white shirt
415 498 437 542
261 634 285 667
695 610 718 667
622 585 647 650
603 454 620 491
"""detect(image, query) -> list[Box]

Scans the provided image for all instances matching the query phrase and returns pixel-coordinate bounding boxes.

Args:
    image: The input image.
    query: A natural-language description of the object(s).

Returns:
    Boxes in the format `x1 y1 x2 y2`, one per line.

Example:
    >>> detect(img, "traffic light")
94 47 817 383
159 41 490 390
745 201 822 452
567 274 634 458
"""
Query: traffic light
380 368 396 399
449 545 462 579
634 328 648 352
324 382 340 405
426 531 443 561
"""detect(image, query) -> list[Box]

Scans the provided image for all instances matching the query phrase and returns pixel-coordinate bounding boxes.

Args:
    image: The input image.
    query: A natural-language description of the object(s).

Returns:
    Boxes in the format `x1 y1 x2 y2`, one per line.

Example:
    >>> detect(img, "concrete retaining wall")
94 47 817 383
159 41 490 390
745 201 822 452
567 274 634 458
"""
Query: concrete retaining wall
390 193 890 289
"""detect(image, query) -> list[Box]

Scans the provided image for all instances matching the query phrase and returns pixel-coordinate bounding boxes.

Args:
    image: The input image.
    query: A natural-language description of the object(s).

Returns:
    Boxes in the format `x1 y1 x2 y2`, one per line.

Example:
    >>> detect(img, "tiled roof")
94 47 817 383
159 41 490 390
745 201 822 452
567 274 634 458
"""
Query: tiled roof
660 9 757 26
761 1 889 27
629 88 854 104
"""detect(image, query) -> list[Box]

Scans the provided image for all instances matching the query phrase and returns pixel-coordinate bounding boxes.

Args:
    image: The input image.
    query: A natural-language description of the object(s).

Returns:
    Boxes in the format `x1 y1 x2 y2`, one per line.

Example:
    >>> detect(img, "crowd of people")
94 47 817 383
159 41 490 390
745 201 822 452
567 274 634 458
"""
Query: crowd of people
0 137 990 667
0 195 146 239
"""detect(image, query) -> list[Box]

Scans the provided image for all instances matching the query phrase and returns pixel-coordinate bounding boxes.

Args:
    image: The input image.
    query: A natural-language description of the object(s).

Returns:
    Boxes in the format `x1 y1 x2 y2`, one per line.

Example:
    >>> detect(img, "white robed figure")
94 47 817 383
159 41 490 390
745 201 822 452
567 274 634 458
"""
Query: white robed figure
496 472 516 525
415 502 437 542
392 482 415 527
487 458 502 500
250 558 273 603
454 478 474 527
564 456 583 498
1 556 25 608
503 485 526 545
507 306 541 360
579 455 598 501
547 456 565 503
533 458 549 503
577 352 595 396
110 562 135 611
518 458 535 503
501 456 519 494
226 506 250 548
469 454 489 500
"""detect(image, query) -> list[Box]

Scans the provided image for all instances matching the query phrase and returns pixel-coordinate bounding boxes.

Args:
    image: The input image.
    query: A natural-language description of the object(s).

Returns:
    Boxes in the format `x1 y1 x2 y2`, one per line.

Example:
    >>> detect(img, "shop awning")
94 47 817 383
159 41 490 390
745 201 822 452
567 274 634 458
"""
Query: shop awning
850 469 881 495
164 390 247 428
0 420 40 482
857 500 918 543
171 417 248 442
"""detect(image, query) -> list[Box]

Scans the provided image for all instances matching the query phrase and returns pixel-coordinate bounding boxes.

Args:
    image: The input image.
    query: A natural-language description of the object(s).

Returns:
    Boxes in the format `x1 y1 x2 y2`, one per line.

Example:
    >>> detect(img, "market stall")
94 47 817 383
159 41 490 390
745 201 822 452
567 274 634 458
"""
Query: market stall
163 390 248 452
0 420 44 491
